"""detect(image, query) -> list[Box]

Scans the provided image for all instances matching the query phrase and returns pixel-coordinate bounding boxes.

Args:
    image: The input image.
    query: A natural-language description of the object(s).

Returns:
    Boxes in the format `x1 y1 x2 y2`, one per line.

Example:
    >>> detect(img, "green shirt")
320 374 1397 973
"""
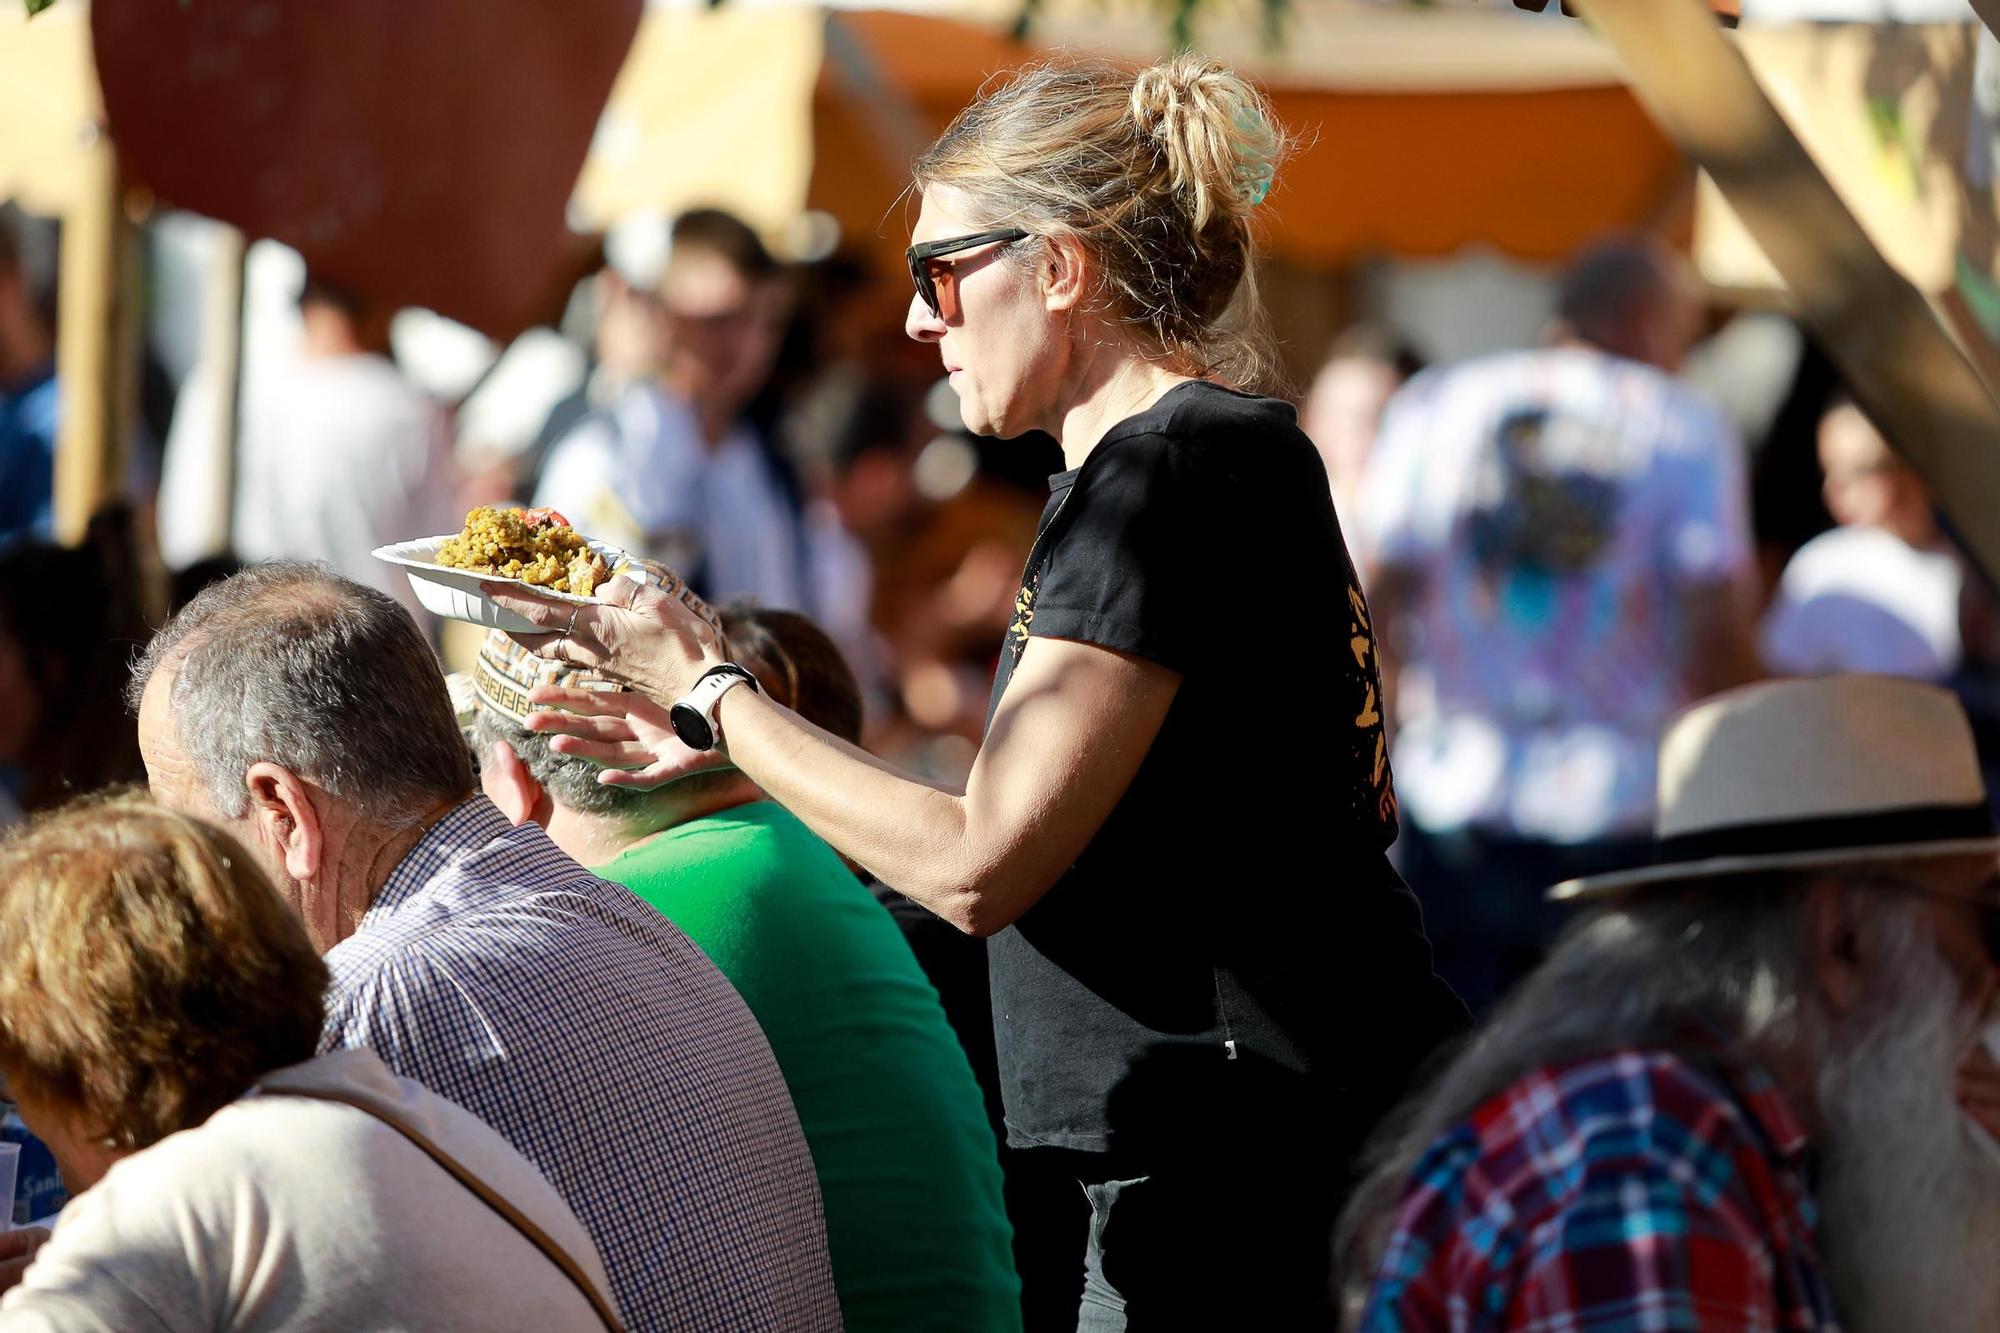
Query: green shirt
598 802 1021 1333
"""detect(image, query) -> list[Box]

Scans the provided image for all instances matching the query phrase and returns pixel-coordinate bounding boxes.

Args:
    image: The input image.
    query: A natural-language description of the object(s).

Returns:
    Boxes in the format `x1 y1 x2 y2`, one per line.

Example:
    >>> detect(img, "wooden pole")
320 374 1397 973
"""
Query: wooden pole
194 225 246 561
1974 0 2000 44
50 125 139 547
1570 0 2000 583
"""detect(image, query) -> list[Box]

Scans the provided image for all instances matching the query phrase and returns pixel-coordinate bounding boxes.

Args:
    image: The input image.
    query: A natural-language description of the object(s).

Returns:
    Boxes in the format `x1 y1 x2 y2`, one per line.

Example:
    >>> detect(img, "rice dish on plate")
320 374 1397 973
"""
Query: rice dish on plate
432 506 610 597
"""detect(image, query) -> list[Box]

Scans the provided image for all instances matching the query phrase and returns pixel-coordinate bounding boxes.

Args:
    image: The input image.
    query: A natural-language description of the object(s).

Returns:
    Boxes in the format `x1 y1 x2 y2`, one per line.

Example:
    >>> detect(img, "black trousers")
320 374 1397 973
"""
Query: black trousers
1058 1145 1344 1332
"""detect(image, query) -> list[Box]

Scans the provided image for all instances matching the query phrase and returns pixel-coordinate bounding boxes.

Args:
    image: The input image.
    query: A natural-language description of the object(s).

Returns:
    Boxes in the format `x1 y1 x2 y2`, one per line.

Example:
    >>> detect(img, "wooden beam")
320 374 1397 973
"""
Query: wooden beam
1570 0 2000 582
51 127 138 546
1514 0 1738 18
1972 0 2000 44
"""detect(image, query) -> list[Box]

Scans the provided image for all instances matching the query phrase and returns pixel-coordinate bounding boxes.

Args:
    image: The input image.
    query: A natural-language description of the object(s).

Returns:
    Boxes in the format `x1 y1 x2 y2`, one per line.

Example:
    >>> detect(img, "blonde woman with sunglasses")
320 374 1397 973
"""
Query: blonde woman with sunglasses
495 53 1466 1330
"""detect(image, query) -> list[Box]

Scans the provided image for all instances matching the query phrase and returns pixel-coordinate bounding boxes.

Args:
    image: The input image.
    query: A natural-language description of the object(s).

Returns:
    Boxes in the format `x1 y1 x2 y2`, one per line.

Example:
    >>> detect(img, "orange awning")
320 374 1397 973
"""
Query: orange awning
810 9 1681 286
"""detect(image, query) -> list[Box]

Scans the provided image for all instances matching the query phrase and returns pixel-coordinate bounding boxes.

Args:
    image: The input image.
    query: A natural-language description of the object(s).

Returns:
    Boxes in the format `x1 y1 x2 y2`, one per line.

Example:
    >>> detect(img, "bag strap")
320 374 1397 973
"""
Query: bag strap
263 1084 624 1332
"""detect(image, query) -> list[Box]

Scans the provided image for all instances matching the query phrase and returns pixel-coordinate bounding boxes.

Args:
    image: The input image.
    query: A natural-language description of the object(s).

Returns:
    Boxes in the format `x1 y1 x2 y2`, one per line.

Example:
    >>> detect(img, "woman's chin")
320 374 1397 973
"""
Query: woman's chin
959 404 1000 438
956 390 1030 441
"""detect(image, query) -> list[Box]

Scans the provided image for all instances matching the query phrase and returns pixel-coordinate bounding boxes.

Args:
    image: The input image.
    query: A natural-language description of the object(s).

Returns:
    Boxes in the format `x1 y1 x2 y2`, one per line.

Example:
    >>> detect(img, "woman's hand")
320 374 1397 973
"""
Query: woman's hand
484 570 725 703
523 684 690 790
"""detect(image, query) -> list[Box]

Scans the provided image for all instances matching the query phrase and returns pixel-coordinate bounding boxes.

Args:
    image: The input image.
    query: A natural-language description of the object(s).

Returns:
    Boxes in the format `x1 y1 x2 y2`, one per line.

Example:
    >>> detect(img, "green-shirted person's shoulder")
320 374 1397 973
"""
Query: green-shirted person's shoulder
596 801 1022 1332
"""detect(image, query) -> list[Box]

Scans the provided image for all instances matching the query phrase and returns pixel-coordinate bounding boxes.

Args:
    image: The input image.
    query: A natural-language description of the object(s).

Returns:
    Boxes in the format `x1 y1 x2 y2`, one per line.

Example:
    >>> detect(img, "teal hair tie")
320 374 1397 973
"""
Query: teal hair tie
1243 160 1274 207
1234 105 1274 207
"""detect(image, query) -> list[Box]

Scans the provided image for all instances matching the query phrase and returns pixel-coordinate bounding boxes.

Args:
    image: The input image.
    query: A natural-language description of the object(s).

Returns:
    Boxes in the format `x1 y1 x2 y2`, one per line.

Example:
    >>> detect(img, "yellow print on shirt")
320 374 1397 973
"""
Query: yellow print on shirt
1348 577 1398 824
1007 577 1038 660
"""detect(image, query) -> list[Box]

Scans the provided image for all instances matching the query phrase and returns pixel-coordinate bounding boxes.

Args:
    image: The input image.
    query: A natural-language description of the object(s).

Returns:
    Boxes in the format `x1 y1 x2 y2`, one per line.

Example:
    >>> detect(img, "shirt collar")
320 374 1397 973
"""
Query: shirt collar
369 794 511 919
1720 1054 1811 1164
1671 1014 1811 1164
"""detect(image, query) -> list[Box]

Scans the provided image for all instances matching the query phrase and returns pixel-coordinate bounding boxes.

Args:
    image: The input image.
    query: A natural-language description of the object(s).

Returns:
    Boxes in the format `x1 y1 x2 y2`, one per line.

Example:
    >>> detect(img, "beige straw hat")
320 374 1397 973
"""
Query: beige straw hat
1550 675 2000 900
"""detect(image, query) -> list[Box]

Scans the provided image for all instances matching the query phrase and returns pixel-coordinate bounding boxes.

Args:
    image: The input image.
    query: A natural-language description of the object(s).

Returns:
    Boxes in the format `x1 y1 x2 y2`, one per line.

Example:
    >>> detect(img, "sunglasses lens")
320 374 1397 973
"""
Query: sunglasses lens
932 265 959 322
908 255 940 319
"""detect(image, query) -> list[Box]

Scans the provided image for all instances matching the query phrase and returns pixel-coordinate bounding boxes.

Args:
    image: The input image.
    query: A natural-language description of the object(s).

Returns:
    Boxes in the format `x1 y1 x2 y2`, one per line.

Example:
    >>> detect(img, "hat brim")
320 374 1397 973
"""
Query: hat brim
1548 835 2000 901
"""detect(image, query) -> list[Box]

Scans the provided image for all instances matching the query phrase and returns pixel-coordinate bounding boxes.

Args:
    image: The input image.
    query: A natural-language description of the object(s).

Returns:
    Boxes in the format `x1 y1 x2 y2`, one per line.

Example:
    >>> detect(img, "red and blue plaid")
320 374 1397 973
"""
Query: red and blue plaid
1358 1045 1840 1331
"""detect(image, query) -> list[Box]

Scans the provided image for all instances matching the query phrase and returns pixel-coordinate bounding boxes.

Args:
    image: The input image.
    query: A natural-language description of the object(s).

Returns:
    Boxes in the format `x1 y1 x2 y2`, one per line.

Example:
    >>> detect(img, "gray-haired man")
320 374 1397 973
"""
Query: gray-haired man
129 562 840 1333
1343 676 2000 1333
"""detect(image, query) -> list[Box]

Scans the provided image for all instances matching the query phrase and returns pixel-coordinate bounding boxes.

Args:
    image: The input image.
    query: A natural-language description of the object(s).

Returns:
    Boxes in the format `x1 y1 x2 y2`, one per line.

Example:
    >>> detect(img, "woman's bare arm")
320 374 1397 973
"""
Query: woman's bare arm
712 634 1178 934
490 579 1179 934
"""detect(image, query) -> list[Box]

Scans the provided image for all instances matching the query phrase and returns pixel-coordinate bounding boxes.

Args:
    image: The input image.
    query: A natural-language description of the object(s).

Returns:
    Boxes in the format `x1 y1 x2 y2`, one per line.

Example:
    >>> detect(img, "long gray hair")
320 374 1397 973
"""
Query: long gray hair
1337 871 1824 1317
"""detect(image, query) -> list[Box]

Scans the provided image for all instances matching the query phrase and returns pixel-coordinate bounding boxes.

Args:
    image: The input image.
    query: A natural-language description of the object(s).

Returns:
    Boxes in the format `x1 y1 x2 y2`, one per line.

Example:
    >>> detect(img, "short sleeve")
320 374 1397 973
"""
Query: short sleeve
1655 399 1752 587
1511 1161 1780 1331
1351 383 1434 570
322 945 515 1126
0 1166 206 1332
322 952 443 1083
1027 434 1203 674
1760 586 1945 680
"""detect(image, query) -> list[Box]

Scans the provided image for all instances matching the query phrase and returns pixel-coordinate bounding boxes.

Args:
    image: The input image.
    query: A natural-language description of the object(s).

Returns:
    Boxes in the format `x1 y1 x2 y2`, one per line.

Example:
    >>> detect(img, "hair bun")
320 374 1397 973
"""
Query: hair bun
1127 54 1283 231
914 55 1288 390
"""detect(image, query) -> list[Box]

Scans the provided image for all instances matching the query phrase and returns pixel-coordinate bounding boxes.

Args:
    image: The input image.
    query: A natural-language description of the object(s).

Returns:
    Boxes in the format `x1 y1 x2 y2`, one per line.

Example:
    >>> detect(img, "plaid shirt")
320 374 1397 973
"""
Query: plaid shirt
323 797 840 1332
1359 1045 1840 1332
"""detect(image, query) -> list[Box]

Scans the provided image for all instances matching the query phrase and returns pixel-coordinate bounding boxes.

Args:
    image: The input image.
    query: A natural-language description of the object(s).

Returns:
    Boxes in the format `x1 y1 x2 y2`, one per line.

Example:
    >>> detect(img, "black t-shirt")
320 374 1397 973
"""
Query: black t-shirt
984 380 1465 1159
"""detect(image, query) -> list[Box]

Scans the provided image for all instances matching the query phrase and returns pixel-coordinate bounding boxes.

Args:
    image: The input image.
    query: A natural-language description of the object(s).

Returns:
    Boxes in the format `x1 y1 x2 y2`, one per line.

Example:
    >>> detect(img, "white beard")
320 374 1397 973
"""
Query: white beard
1813 917 2000 1333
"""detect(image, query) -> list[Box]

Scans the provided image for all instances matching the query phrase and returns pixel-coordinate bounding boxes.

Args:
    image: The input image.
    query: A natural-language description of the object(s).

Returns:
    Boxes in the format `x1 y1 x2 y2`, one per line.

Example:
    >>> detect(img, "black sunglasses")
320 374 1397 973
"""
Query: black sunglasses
906 228 1030 321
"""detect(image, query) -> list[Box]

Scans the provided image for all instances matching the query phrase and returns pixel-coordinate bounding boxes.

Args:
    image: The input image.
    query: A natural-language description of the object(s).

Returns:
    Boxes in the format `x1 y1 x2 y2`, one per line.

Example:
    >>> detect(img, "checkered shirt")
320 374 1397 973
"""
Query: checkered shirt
1359 1045 1840 1332
322 797 841 1332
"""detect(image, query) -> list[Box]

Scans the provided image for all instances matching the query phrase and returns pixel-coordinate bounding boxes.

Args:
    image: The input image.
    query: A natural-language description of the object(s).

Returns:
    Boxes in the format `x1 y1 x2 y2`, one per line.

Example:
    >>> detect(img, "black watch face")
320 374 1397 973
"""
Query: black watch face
669 702 716 753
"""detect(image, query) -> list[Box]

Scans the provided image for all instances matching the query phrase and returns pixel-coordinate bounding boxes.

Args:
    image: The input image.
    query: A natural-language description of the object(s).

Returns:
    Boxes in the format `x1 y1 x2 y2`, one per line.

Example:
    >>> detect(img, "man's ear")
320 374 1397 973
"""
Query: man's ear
482 739 547 828
243 763 323 884
1041 234 1090 316
1806 878 1867 1018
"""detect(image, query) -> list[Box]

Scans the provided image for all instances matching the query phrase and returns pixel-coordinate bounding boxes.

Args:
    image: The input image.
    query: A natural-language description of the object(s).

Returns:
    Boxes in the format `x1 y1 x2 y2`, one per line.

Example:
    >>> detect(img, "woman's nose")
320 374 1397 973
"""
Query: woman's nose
905 294 945 343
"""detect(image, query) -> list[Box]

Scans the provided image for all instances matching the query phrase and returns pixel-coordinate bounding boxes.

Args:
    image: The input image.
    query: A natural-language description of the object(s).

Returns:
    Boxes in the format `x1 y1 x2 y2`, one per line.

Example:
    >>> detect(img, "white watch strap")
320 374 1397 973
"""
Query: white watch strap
685 665 758 734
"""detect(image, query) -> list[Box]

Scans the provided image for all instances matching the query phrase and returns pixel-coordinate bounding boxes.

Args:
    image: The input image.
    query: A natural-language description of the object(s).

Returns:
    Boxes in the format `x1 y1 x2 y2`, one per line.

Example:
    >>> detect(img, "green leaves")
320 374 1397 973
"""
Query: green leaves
24 0 61 15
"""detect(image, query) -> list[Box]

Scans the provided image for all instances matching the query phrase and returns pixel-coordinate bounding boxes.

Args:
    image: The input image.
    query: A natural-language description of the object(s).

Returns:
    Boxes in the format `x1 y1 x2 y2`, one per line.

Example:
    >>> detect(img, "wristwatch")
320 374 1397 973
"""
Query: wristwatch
670 664 762 752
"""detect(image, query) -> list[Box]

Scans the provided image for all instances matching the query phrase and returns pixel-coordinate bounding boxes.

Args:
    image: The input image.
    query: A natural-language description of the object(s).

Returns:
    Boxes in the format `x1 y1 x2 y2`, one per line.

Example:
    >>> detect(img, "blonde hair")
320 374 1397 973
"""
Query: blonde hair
914 53 1290 390
0 798 329 1151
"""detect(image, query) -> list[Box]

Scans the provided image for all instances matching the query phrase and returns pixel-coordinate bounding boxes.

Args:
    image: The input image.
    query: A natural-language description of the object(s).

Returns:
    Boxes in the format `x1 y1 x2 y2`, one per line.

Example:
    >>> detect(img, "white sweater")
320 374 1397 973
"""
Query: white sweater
0 1048 617 1332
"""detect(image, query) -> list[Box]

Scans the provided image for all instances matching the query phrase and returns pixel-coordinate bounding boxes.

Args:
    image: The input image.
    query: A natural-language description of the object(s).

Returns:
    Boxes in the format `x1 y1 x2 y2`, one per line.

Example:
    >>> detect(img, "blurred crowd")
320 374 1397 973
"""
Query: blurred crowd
1 199 1059 824
4 166 2000 1328
6 194 1998 1013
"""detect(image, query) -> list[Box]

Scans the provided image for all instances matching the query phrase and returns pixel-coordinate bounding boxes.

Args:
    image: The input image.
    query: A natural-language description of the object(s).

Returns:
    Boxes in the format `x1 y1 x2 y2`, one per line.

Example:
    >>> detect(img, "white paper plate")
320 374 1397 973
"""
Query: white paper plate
373 535 634 633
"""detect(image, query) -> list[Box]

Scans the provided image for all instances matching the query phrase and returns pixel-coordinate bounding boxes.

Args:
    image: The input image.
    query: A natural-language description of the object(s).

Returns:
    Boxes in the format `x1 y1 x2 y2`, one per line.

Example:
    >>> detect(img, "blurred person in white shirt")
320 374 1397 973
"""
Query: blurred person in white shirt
1356 236 1759 1013
232 273 460 627
1761 397 1961 681
512 221 672 515
536 210 808 609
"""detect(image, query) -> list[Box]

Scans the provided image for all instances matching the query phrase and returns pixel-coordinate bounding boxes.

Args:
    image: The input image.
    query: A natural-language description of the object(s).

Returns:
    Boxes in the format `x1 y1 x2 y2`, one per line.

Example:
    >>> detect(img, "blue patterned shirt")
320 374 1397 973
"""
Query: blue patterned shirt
322 797 841 1332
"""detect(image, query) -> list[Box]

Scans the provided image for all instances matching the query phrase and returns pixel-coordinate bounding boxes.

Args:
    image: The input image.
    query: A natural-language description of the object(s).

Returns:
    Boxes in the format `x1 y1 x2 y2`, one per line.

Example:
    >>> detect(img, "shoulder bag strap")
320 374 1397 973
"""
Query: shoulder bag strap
264 1084 624 1332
